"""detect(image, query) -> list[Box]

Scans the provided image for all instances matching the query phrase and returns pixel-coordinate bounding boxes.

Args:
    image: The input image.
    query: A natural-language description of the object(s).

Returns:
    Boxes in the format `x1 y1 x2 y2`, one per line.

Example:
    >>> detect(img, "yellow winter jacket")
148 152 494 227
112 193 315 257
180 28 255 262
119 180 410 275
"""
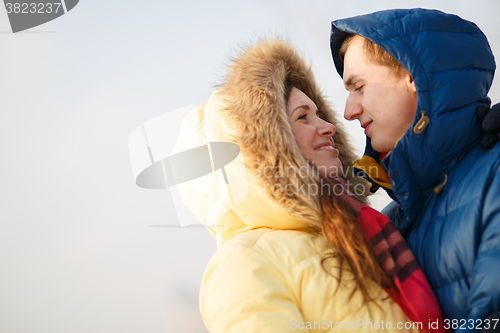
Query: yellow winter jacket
171 39 419 332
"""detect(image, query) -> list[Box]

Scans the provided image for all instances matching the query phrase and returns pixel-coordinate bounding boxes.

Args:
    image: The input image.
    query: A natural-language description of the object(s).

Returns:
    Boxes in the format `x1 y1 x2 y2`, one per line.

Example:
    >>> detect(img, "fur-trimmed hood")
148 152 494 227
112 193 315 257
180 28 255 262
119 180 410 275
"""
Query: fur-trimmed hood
172 39 368 246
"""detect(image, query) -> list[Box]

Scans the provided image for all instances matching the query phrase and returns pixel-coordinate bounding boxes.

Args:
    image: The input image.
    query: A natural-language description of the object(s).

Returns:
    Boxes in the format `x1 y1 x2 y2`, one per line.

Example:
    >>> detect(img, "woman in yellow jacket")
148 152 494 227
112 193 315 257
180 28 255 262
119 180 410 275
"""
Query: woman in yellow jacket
171 39 445 332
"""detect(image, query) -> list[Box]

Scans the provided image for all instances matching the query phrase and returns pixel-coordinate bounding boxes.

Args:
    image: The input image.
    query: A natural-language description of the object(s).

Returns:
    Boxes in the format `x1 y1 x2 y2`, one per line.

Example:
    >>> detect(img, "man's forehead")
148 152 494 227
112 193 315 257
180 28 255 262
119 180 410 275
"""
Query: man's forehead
342 37 366 84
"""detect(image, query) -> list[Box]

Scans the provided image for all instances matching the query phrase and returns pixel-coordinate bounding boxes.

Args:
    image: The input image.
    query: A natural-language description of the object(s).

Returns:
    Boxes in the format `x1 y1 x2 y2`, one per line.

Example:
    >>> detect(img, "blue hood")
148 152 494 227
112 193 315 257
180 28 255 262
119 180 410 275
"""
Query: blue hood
331 8 496 219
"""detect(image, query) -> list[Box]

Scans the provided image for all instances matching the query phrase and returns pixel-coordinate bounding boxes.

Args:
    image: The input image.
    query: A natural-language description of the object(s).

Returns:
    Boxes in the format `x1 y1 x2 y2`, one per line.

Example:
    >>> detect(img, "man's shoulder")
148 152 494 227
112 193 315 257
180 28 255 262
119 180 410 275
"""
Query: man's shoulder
425 143 500 217
453 142 500 183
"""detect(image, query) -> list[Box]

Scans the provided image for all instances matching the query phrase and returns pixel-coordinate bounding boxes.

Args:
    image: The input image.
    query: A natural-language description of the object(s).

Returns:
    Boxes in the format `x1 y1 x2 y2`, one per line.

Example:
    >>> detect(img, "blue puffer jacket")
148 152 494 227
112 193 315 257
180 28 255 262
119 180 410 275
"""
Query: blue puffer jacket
331 8 500 327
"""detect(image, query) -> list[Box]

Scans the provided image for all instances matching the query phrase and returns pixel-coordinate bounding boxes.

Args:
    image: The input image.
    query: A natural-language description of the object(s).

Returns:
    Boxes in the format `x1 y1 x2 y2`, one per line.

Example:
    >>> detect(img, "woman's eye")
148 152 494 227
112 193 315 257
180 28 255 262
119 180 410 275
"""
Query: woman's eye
298 114 307 120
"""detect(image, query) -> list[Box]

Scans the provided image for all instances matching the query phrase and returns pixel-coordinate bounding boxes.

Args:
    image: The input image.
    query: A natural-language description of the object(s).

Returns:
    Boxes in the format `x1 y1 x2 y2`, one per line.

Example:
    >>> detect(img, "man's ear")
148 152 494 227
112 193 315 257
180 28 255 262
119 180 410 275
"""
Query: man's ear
406 73 417 93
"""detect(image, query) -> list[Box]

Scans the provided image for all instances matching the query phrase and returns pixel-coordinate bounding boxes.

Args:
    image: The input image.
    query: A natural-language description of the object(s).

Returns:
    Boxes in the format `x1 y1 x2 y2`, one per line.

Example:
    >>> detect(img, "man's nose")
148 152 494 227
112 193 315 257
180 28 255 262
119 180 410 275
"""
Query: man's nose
344 94 362 121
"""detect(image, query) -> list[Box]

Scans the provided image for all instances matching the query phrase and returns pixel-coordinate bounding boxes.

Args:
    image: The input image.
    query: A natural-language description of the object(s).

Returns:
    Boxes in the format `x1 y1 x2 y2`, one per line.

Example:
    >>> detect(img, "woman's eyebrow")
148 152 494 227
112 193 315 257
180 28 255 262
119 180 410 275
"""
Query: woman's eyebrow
290 104 310 116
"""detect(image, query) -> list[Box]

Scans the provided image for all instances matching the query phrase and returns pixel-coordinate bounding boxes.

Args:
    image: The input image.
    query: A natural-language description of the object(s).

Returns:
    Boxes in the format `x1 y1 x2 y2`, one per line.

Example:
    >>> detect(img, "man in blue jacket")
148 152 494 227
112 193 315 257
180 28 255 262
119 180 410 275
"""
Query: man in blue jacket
330 8 500 328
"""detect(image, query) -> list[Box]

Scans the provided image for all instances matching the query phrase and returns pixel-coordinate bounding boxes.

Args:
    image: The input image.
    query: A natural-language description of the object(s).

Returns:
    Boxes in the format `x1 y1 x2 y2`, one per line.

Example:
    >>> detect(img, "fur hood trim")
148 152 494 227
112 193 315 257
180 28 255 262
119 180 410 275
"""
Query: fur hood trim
217 39 369 227
173 39 369 245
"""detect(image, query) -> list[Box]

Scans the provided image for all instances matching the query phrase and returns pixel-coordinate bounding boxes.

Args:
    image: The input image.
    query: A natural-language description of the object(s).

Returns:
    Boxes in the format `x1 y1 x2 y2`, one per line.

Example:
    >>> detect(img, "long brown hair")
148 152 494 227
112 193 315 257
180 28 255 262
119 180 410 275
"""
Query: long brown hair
319 178 396 305
285 79 396 304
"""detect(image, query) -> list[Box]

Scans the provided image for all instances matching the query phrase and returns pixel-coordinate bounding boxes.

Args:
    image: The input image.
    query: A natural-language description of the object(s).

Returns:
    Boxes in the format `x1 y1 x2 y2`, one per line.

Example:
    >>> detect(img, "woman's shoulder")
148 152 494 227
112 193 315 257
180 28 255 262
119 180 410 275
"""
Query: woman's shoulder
211 228 330 268
201 228 335 298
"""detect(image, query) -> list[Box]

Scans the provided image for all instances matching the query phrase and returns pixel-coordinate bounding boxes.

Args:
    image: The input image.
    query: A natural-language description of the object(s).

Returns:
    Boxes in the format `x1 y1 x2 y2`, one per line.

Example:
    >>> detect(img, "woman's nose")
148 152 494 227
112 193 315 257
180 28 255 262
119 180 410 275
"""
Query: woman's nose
319 119 335 137
344 94 362 121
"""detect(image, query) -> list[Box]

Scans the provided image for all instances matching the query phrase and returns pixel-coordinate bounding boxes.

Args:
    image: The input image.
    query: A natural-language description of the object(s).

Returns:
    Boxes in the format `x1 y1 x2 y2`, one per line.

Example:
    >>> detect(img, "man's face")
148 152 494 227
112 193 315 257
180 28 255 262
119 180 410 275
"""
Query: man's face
342 36 418 153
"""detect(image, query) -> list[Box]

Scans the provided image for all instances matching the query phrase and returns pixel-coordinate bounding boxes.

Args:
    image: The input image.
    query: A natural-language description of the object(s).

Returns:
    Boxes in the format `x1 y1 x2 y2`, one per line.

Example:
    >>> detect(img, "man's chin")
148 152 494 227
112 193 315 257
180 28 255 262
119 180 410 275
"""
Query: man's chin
370 139 391 155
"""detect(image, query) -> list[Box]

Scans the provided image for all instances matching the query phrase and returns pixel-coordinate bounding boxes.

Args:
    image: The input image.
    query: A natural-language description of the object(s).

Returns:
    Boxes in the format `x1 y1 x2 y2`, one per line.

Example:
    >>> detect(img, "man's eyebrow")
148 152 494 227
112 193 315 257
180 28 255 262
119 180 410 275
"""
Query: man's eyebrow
344 75 361 88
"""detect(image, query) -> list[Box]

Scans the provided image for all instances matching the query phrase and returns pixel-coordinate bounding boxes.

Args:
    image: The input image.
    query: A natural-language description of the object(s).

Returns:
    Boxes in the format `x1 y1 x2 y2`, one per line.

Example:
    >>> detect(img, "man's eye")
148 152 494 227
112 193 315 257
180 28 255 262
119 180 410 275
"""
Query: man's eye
355 85 364 92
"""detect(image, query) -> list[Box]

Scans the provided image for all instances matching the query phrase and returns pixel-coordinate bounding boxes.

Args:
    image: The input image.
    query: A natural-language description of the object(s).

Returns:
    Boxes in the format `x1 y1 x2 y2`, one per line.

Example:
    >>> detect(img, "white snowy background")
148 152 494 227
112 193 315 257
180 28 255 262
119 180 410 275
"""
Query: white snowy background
1 1 499 332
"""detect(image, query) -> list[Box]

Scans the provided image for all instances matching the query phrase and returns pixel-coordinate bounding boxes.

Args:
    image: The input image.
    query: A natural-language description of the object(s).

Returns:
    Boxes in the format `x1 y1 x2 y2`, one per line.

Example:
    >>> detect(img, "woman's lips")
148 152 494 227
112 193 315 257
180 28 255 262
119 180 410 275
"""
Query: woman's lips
315 145 339 155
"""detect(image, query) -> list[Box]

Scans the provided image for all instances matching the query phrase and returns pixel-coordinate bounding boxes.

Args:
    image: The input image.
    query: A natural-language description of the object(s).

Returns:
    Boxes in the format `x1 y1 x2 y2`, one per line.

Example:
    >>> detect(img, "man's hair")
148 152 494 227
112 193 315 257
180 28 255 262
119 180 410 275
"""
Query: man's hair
339 34 405 77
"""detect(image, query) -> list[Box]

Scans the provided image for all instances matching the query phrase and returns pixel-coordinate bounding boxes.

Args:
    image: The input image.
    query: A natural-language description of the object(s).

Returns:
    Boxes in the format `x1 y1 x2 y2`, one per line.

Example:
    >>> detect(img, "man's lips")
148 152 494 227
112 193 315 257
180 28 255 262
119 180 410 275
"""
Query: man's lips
361 120 372 129
361 120 373 134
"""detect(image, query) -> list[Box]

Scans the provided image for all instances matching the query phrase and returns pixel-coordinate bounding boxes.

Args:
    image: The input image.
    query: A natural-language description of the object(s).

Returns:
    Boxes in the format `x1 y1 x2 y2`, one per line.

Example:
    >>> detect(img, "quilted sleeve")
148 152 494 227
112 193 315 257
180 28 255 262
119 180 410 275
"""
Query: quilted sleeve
381 200 412 235
465 159 500 329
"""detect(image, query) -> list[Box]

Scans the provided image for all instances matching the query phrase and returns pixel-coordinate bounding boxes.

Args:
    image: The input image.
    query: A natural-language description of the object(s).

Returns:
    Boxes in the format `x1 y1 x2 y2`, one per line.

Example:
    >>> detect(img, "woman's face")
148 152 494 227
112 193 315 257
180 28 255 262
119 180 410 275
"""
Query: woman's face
287 87 343 178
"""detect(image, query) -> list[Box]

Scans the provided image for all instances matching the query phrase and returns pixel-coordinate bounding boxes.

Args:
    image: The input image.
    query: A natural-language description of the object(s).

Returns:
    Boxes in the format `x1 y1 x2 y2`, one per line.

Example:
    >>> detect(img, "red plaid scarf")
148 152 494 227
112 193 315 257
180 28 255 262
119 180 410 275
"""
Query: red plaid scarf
335 178 448 332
